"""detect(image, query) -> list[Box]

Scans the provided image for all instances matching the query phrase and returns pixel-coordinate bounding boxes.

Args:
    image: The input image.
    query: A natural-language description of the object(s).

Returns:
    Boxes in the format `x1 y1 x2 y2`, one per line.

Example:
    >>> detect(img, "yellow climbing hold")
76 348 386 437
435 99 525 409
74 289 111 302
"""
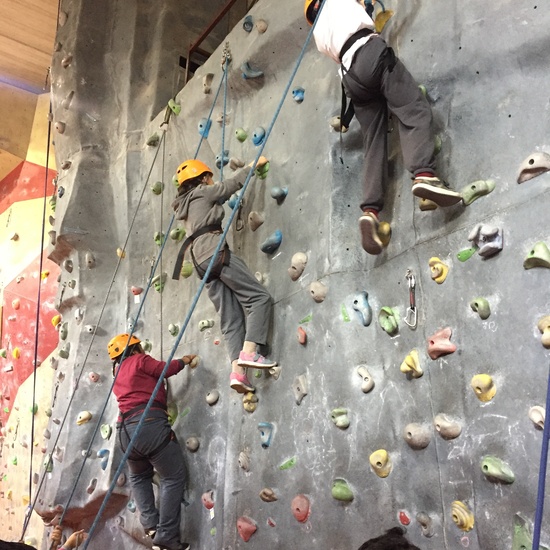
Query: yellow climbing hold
400 349 422 378
378 222 392 248
22 494 30 505
41 270 50 280
12 348 20 359
369 449 392 478
428 257 449 284
374 9 394 33
117 247 126 259
451 500 474 532
51 315 62 327
470 374 496 402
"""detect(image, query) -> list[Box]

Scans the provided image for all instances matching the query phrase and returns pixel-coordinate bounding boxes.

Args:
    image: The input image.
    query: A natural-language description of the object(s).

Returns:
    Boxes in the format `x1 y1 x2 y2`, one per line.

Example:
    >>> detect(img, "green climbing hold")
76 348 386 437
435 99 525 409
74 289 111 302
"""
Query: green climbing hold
147 133 160 147
142 339 153 352
460 179 496 206
168 98 181 116
170 227 186 241
154 232 165 246
180 406 190 418
100 424 112 440
235 128 248 142
180 260 193 279
331 478 354 502
43 456 53 472
12 457 17 466
512 513 549 550
49 195 57 212
0 348 7 358
470 297 491 320
279 456 297 470
378 307 399 336
210 527 217 536
524 242 550 269
30 404 38 415
172 174 179 187
434 135 442 156
255 161 270 179
151 181 164 195
4 407 9 413
254 369 262 379
299 313 313 324
167 402 179 425
481 456 515 483
418 84 427 97
341 304 350 323
457 247 477 262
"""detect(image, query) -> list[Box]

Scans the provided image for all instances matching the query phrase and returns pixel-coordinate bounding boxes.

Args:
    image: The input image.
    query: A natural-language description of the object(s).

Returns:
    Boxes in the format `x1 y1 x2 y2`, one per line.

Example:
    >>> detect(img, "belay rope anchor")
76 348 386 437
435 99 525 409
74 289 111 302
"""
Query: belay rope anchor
404 269 417 329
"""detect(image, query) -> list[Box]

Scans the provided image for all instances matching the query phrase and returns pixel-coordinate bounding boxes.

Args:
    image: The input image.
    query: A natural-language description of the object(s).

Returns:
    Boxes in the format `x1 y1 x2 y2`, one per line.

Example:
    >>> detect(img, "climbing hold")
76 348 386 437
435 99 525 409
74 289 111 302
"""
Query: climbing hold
291 494 311 523
524 242 550 269
352 291 372 326
416 512 435 537
434 413 462 439
154 231 165 246
343 305 352 323
12 348 20 359
331 408 350 429
203 73 214 94
186 436 200 452
329 116 348 133
399 510 411 526
356 365 375 393
116 247 126 259
378 221 392 247
261 230 283 254
151 181 164 195
130 286 143 297
517 152 550 183
457 247 477 262
243 14 254 32
63 259 73 272
403 423 431 450
152 272 167 293
260 488 277 502
168 323 179 337
467 224 503 258
243 391 258 413
206 390 219 406
270 186 288 204
286 253 307 282
146 133 160 147
228 189 244 209
538 316 550 348
49 356 58 370
52 314 62 328
97 449 110 470
235 127 248 142
460 179 496 206
198 117 212 138
374 6 394 33
59 322 68 340
269 365 282 380
255 160 270 179
309 281 327 303
167 402 179 425
237 517 257 542
427 327 456 359
76 411 92 425
512 513 549 550
256 19 268 33
168 98 181 116
471 374 497 402
297 326 307 345
481 456 515 483
470 297 491 320
428 257 449 284
127 500 136 513
291 373 308 405
529 406 545 429
215 150 230 169
239 450 250 471
369 449 392 478
87 478 97 495
55 121 66 134
378 307 399 336
332 478 354 502
199 319 215 332
292 87 305 103
89 372 100 383
60 53 72 68
400 349 423 379
252 126 266 146
58 342 70 359
451 501 474 532
241 61 264 79
57 186 65 198
229 157 245 171
202 490 215 510
67 279 76 289
419 198 438 211
141 339 152 352
84 252 96 269
258 422 274 448
247 211 264 232
60 160 71 170
100 424 112 440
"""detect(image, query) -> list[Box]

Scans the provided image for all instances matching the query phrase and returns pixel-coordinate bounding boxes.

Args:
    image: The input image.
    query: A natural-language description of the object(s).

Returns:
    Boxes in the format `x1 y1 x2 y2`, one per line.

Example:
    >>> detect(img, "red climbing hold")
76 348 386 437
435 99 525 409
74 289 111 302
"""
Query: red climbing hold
237 516 257 542
202 490 214 510
291 494 311 523
399 510 411 525
297 326 307 345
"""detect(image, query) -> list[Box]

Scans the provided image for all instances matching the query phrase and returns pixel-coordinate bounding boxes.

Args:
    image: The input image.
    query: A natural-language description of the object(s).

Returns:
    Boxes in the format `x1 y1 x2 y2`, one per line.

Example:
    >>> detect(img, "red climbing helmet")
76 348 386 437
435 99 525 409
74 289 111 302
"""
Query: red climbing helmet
304 0 321 25
107 333 140 360
176 159 213 186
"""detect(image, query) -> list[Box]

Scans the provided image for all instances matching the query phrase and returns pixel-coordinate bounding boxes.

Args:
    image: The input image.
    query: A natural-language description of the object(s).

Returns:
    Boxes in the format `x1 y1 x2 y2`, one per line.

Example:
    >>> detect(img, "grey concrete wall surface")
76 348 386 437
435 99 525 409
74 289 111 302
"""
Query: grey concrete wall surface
40 0 550 548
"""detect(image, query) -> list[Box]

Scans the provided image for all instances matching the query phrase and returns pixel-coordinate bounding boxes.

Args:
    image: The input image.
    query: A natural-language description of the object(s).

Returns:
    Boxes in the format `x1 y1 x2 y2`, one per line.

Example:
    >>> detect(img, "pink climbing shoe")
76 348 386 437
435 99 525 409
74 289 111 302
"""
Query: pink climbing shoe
411 176 462 207
237 351 277 369
359 212 383 255
230 372 255 393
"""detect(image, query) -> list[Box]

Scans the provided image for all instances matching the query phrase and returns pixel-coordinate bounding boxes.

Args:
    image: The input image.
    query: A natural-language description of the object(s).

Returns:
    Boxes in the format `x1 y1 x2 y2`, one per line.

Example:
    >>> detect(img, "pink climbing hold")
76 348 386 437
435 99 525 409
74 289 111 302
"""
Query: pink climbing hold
297 326 307 345
202 490 214 510
267 517 276 527
291 494 311 523
237 516 257 542
427 327 457 360
399 510 411 526
131 286 143 295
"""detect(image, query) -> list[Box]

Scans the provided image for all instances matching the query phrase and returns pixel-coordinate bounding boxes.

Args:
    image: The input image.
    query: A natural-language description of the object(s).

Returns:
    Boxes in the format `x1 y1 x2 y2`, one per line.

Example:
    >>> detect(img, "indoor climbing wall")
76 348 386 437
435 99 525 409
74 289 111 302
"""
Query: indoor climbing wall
26 0 550 548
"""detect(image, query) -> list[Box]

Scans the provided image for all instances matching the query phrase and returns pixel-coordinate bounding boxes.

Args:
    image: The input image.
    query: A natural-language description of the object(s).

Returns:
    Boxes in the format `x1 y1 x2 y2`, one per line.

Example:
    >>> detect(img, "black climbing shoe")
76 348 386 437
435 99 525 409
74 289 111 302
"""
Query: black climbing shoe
359 213 383 255
411 176 462 207
145 528 157 539
152 543 190 550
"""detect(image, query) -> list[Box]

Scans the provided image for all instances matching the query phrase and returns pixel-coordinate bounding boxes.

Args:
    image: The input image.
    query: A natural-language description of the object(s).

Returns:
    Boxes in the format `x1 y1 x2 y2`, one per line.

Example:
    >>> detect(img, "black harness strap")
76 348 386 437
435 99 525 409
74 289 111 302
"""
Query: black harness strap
172 224 222 280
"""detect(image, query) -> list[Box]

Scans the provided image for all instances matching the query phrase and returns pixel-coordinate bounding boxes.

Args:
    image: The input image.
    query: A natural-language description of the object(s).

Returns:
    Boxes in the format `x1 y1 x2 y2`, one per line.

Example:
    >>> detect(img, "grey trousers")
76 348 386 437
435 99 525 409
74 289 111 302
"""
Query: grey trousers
118 413 187 549
342 35 436 212
201 252 273 362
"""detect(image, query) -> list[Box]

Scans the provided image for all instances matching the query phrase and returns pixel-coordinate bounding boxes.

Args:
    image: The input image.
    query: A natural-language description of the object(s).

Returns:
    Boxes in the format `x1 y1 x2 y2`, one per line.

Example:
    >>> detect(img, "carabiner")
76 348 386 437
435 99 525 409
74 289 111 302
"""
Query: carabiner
404 269 417 329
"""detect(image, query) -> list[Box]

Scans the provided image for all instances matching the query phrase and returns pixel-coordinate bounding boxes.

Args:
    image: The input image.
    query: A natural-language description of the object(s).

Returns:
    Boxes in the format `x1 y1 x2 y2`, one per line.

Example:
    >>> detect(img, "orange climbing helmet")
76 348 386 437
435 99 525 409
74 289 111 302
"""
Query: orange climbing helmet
107 333 141 360
304 0 321 25
176 159 213 186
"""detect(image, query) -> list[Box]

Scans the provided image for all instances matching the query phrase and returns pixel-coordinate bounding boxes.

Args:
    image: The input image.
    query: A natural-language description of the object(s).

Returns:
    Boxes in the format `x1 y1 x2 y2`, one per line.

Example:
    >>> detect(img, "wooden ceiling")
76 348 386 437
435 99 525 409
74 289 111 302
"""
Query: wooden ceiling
0 0 58 94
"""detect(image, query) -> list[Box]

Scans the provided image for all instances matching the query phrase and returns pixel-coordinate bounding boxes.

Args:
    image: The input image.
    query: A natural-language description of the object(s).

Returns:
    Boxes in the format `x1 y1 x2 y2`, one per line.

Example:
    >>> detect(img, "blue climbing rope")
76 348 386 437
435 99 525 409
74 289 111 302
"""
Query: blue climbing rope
219 56 230 182
81 8 324 547
532 363 550 549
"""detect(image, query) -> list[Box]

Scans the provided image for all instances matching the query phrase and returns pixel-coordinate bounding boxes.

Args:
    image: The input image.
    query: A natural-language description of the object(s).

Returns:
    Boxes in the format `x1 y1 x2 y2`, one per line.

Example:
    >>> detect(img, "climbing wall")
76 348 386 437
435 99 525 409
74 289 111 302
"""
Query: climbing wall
26 0 550 548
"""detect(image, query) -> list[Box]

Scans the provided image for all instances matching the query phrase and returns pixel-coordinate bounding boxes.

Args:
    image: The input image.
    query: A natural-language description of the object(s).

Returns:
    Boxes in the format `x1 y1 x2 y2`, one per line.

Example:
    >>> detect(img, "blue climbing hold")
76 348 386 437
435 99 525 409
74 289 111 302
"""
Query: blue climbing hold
198 117 212 138
270 186 288 204
228 189 244 210
352 291 372 326
292 87 305 103
57 186 65 198
216 150 230 169
258 422 274 448
241 61 264 79
261 230 283 254
252 127 266 146
97 449 110 470
243 15 254 32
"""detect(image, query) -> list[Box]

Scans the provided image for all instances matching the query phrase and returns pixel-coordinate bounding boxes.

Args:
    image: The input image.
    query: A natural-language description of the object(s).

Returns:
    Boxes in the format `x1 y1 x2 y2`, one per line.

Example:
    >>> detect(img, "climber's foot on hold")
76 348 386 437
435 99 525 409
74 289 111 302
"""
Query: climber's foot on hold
359 211 383 255
230 371 255 393
152 542 190 550
412 175 462 207
145 529 157 539
238 351 277 369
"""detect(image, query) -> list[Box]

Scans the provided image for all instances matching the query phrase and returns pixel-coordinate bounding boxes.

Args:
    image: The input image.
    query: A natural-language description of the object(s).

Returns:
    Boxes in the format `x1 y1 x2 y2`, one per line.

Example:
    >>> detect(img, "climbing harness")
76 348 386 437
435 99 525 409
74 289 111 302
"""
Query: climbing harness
404 269 417 329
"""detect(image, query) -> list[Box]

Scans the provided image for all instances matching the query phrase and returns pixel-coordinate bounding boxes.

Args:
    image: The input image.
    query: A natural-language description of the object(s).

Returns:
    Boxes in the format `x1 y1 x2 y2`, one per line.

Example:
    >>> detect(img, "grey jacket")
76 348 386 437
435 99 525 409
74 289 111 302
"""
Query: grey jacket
171 167 252 264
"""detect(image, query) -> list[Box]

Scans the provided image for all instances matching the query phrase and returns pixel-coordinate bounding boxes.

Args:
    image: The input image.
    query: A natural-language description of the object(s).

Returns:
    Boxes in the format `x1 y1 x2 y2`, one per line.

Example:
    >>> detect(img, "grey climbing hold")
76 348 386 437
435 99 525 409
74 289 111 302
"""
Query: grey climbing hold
203 73 214 94
524 242 550 269
288 252 307 281
239 450 250 471
243 15 254 32
460 179 496 206
58 343 70 359
63 259 73 272
434 413 461 440
168 323 179 336
352 291 372 326
55 121 66 134
416 512 435 537
261 230 282 254
356 365 374 393
87 478 97 494
258 422 274 448
293 374 308 405
270 186 288 204
517 152 550 184
85 252 95 268
403 423 431 450
241 61 264 79
61 91 74 109
146 133 160 147
60 160 71 170
206 390 219 406
470 297 491 320
467 224 503 258
84 324 96 334
59 322 68 340
186 436 200 452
